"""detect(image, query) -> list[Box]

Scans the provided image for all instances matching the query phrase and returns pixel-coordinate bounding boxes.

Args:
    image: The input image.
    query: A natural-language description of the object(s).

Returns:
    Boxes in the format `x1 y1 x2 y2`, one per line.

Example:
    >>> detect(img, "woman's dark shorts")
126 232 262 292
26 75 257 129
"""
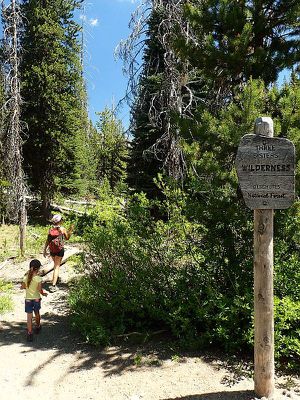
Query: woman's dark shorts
25 299 41 313
50 248 64 257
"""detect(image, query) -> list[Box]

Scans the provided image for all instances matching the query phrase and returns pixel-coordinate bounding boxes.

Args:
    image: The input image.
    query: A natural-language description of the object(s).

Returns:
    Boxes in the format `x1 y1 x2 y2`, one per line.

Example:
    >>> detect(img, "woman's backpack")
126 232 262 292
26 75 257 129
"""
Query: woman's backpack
48 227 64 253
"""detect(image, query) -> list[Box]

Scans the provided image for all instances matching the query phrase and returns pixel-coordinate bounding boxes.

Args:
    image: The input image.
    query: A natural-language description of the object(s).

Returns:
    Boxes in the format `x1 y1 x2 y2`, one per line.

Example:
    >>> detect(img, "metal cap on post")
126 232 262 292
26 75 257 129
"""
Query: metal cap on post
255 117 273 137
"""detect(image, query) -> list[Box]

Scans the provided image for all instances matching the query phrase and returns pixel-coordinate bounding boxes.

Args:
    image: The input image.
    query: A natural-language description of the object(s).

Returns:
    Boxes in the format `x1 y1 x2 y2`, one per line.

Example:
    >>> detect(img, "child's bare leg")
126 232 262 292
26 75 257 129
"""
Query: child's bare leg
27 313 33 333
52 256 62 285
34 310 41 327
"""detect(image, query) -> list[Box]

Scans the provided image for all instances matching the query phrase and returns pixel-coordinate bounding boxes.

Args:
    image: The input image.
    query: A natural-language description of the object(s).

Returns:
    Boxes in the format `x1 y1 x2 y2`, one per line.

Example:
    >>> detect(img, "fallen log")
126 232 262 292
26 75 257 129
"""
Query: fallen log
40 247 82 277
50 203 85 215
25 196 91 215
65 200 96 206
0 259 10 271
0 256 17 271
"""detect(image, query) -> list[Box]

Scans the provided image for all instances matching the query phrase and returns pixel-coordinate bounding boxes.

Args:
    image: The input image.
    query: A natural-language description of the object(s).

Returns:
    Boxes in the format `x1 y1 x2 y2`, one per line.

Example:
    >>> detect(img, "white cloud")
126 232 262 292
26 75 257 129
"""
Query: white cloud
79 14 99 27
89 18 99 27
116 0 139 3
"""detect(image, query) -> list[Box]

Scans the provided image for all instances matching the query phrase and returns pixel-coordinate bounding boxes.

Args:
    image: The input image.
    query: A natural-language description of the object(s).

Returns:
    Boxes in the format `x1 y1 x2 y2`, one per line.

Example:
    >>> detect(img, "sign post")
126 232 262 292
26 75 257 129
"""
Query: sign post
235 117 295 399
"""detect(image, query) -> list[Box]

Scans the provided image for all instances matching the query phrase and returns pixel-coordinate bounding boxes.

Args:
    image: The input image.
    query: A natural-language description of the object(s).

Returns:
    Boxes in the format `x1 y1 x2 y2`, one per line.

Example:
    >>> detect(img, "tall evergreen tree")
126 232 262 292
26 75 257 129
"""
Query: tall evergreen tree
20 0 90 214
91 108 128 191
125 0 299 196
123 1 194 195
183 0 300 102
127 8 166 196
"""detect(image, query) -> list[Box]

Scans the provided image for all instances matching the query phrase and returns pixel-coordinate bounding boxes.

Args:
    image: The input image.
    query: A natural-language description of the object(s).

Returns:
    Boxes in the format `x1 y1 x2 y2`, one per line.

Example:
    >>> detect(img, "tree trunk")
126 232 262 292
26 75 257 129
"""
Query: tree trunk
19 195 27 256
41 190 51 219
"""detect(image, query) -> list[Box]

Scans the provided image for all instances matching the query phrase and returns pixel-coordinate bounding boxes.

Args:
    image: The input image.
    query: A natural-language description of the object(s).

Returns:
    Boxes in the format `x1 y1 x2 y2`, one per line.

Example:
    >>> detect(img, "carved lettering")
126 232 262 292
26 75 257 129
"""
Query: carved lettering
235 134 295 209
253 184 280 190
253 152 279 159
242 164 291 172
256 144 275 151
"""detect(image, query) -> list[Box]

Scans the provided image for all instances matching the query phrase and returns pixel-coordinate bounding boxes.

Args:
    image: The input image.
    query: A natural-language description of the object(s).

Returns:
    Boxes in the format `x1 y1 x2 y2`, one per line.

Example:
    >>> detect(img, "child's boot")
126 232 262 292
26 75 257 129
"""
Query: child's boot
27 331 33 342
34 325 42 334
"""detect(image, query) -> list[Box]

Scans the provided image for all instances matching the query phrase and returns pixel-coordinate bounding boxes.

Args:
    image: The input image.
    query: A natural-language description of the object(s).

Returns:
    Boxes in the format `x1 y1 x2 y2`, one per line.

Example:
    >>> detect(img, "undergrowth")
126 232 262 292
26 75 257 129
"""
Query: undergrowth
0 279 13 314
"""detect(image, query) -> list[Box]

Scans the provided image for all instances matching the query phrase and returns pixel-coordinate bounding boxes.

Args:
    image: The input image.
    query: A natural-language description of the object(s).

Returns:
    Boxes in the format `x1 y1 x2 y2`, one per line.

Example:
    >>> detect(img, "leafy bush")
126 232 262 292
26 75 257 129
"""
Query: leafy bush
69 183 300 372
69 188 254 352
274 297 300 371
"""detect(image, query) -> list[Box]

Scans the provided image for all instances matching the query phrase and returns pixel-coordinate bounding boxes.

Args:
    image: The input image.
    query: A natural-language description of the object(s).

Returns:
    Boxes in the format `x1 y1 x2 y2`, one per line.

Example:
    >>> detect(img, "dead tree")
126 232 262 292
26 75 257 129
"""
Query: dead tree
118 0 203 180
2 0 27 256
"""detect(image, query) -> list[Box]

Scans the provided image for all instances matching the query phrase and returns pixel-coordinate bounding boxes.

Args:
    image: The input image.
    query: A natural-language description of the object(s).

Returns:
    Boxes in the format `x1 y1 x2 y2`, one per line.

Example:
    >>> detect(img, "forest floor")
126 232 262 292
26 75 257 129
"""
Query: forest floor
0 246 300 400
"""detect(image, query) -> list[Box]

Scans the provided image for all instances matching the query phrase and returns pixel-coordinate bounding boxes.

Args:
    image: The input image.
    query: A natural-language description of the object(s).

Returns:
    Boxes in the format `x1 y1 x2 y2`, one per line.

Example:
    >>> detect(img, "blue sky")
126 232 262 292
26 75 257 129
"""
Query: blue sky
80 0 291 130
1 0 291 131
78 0 141 129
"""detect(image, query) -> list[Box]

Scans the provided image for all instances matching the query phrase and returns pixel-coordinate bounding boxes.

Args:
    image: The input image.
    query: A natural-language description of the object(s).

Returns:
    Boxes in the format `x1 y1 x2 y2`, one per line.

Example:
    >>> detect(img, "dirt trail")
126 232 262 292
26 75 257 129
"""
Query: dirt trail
0 251 299 400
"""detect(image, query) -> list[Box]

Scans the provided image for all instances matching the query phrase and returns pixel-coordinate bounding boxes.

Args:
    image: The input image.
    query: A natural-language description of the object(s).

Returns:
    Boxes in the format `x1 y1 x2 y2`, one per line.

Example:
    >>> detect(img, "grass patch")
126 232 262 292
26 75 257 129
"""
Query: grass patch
26 224 48 256
0 224 48 261
0 279 13 315
0 225 19 261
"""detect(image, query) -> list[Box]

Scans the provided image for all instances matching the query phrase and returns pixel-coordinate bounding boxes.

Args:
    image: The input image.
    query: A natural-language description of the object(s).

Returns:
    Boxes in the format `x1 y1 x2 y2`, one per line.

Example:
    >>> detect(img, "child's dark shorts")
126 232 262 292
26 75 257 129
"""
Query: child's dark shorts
50 249 64 257
25 299 41 313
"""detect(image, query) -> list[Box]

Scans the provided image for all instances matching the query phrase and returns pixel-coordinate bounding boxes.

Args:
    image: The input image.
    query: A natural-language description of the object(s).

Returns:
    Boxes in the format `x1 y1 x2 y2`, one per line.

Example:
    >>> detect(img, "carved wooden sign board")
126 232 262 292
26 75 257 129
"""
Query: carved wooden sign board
235 134 295 209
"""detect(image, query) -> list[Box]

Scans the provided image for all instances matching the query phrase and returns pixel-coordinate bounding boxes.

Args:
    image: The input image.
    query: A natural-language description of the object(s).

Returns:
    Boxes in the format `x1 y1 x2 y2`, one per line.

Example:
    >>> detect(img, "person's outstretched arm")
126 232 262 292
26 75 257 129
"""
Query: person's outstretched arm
62 224 74 240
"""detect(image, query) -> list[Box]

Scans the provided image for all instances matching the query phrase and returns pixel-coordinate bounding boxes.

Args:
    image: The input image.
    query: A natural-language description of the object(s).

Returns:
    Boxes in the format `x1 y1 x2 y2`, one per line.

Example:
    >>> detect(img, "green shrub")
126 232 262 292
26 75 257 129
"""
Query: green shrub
68 185 300 371
0 295 13 314
69 189 254 351
274 296 300 371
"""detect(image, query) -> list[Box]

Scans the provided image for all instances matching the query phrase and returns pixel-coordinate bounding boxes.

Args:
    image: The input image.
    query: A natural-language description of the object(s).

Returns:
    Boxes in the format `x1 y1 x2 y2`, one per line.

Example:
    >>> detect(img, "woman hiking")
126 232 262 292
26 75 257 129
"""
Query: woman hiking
43 214 74 292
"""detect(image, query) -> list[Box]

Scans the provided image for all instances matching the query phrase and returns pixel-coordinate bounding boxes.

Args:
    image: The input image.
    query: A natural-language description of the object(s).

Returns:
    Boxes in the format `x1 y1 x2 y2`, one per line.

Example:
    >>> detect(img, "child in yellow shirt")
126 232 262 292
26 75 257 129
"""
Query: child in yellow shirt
20 259 48 342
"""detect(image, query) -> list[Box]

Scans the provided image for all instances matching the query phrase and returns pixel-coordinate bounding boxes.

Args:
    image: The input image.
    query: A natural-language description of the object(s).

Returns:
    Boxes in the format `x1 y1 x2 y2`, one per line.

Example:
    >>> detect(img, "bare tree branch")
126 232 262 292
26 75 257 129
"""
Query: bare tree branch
118 0 206 180
2 0 27 255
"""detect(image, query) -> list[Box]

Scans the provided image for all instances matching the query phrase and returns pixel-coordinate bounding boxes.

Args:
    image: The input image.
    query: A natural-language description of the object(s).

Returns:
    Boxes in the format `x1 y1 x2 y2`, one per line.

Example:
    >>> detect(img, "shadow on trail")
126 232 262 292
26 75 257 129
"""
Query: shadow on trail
0 288 252 387
1 310 174 378
163 391 254 400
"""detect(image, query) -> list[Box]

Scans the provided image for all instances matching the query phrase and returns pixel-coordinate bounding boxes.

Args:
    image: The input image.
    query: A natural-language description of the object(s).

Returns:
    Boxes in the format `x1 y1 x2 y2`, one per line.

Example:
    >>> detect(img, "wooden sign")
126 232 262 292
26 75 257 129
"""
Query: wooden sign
235 134 295 209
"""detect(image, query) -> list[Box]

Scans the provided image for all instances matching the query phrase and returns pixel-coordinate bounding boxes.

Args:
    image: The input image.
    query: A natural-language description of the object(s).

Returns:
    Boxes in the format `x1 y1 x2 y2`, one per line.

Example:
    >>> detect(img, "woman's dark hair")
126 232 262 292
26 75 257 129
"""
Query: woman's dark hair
27 259 42 287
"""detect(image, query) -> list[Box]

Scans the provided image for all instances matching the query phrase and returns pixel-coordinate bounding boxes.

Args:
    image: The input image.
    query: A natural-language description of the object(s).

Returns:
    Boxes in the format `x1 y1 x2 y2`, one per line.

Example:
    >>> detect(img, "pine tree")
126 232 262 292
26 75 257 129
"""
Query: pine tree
181 76 300 295
92 108 128 192
20 0 89 215
127 8 166 196
124 2 193 195
183 0 300 101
